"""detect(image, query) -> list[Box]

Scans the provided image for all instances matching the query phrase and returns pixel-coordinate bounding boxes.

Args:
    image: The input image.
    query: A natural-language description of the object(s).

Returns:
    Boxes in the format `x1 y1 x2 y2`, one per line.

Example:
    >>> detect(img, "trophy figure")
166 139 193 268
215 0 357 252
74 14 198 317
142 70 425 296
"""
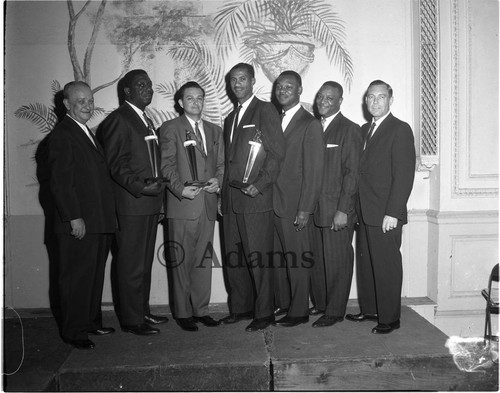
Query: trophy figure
144 135 168 183
230 127 262 189
184 129 209 187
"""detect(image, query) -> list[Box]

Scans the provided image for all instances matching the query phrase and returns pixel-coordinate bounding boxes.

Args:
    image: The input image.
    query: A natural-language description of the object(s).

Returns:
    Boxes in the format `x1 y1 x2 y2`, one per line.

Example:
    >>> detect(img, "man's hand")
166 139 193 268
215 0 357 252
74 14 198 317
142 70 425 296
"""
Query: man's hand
382 215 398 233
182 186 201 200
70 218 85 240
294 211 310 232
141 181 165 196
203 178 219 193
242 184 259 198
331 211 348 231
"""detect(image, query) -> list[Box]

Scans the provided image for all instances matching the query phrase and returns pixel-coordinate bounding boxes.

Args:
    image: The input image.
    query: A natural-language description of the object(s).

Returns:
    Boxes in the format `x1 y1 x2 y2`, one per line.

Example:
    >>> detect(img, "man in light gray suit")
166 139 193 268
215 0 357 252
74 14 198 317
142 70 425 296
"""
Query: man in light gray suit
159 81 224 332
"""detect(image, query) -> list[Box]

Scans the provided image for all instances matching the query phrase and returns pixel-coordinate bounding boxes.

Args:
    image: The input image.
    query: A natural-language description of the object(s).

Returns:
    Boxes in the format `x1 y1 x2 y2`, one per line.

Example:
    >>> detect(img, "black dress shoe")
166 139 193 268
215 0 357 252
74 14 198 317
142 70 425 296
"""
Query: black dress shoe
372 320 400 334
68 339 95 350
312 315 344 328
144 314 169 324
176 318 199 331
345 312 378 322
273 315 309 327
309 307 325 316
88 327 115 335
121 323 160 335
245 316 275 332
219 311 253 324
274 307 289 317
193 315 220 327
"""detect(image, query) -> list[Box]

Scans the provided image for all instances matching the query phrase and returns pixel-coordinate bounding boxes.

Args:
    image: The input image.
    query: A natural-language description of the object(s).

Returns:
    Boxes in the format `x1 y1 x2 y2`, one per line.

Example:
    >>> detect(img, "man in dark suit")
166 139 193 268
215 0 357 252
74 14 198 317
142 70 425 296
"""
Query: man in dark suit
97 69 168 336
49 81 116 349
311 81 362 328
159 81 224 332
220 63 285 332
272 71 324 327
346 80 415 334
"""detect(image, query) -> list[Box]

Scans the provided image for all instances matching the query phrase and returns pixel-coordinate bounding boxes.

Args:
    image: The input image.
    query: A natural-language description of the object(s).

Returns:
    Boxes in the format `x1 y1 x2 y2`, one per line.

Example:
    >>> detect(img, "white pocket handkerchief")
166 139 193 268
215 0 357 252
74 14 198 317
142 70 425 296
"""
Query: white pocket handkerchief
243 124 255 129
327 144 339 148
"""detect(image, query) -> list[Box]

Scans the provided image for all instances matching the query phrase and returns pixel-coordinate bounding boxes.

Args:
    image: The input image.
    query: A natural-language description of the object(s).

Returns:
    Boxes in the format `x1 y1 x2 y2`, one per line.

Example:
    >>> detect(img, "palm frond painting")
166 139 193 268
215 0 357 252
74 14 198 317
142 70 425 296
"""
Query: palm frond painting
214 0 353 89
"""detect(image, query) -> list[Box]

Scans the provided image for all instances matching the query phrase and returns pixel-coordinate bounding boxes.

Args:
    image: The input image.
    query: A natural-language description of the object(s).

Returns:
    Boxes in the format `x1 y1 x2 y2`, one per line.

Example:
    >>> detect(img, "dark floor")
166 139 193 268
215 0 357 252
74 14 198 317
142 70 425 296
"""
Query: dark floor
3 304 498 391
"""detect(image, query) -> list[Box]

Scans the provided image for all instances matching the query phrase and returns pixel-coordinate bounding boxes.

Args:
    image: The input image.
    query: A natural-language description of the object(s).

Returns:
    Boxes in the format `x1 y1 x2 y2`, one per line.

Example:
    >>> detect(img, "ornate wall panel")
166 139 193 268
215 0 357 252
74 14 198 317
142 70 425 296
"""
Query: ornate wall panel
451 0 499 197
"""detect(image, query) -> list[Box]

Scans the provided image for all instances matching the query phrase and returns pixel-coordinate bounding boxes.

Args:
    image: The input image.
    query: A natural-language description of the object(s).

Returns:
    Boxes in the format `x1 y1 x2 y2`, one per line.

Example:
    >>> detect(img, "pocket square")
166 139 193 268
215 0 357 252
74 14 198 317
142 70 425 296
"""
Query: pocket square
243 124 255 129
326 144 339 148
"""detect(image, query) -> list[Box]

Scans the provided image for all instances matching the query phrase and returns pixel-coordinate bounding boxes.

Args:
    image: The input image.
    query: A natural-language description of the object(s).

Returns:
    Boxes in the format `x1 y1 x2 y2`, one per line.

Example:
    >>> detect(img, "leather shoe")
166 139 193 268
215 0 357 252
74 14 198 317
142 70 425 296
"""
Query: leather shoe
309 307 325 316
144 314 169 324
273 315 309 327
88 327 115 335
245 316 275 332
345 312 378 322
176 318 198 331
274 307 289 317
312 315 344 328
193 315 220 327
121 323 160 335
372 320 400 334
219 311 253 324
68 339 95 350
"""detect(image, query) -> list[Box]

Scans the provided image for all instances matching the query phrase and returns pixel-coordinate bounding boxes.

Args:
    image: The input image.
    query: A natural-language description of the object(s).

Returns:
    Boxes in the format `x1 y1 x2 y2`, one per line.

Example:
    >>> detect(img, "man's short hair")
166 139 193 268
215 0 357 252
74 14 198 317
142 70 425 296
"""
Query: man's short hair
368 80 393 97
121 69 148 90
178 81 205 100
63 81 91 99
230 63 255 78
321 81 343 97
278 70 302 87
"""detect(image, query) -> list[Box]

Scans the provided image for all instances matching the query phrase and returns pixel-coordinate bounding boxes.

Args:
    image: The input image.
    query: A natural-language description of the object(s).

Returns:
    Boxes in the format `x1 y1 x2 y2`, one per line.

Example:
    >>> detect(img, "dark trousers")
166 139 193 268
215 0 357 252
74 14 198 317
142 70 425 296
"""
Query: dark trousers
167 214 214 319
274 215 313 317
57 233 111 340
310 225 327 311
319 224 355 317
222 210 274 319
116 214 158 326
356 220 403 323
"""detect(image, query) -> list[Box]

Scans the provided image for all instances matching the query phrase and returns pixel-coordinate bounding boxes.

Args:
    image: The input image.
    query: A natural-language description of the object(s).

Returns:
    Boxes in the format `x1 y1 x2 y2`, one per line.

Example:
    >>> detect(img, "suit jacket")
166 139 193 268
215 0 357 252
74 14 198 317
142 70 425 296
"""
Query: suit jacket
96 103 163 216
159 114 224 221
273 106 324 219
314 112 362 228
49 115 116 234
222 97 285 214
357 113 416 226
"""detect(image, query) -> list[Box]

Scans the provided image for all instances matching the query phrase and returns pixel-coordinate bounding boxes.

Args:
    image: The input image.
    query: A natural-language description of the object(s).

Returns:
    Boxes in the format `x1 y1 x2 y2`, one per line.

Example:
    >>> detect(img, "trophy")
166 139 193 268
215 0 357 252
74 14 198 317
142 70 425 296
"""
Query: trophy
184 129 209 187
144 135 168 183
230 127 262 189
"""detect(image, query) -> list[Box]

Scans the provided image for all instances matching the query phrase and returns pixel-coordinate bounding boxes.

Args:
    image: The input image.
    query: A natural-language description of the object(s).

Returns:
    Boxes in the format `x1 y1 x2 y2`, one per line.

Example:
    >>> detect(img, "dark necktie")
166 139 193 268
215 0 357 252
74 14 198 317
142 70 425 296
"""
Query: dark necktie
194 121 206 155
231 105 242 142
143 113 156 135
86 126 97 147
364 121 376 150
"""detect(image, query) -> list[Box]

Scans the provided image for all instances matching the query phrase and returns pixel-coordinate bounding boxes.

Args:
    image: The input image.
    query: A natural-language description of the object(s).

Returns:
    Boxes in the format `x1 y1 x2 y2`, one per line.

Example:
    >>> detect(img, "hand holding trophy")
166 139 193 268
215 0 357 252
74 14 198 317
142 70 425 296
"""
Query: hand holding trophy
230 127 262 190
184 129 209 187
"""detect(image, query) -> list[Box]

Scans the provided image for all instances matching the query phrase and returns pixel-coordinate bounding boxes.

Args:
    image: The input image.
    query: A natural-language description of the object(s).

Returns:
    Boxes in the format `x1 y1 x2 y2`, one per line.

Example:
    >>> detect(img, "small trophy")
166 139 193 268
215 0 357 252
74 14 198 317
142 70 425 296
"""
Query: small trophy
184 130 209 187
144 135 168 183
230 127 262 189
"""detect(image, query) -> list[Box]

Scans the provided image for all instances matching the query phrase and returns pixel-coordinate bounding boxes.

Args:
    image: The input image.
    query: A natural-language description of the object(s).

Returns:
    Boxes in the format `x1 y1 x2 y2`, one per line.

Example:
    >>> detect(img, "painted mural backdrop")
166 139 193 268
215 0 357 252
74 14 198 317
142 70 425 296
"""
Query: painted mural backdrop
14 0 352 187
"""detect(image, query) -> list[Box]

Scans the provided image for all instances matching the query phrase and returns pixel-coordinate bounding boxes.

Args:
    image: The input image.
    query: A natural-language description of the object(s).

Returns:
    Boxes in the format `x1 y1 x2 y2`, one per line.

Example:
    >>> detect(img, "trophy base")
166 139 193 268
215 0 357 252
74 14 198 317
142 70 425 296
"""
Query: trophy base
184 180 210 187
145 177 169 184
229 180 250 189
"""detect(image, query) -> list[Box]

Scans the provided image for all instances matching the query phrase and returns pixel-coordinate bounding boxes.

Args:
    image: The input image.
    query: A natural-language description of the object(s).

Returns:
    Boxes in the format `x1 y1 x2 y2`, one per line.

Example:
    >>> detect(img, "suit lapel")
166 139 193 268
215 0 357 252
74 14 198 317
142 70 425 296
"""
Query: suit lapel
65 116 104 156
366 113 393 149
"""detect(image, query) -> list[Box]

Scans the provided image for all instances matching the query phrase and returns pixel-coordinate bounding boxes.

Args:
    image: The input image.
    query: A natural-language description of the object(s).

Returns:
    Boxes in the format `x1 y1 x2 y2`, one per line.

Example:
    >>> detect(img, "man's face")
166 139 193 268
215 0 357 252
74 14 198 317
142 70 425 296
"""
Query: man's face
315 85 343 118
365 84 393 120
275 75 302 111
229 68 255 103
125 73 153 110
179 87 204 119
64 85 94 124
